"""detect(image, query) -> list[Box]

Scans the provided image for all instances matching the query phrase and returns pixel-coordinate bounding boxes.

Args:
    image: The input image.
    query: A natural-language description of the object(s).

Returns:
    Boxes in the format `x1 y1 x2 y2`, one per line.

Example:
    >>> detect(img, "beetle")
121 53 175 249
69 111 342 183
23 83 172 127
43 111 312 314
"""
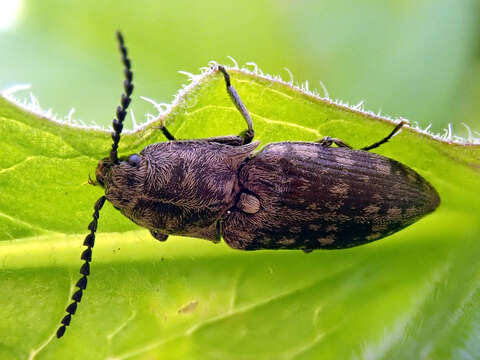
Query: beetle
55 32 440 338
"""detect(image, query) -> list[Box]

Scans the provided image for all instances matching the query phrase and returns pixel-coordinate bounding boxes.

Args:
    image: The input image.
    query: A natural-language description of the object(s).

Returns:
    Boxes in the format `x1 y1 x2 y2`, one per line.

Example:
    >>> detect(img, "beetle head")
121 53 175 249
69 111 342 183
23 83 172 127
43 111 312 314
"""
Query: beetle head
96 152 142 186
94 153 147 212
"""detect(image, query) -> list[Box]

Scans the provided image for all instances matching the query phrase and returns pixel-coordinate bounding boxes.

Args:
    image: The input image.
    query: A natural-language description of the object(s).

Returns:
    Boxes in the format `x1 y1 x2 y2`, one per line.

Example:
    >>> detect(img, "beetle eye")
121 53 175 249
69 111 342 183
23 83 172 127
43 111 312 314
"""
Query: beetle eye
127 154 141 167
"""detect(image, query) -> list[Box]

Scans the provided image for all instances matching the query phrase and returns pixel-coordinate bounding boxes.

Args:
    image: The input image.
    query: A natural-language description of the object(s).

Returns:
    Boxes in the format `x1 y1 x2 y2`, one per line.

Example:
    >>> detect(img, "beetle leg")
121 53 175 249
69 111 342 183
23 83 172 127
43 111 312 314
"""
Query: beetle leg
361 121 406 151
150 229 168 242
155 122 244 145
318 136 353 149
217 66 255 144
157 123 244 146
158 125 175 141
155 118 176 141
203 135 244 146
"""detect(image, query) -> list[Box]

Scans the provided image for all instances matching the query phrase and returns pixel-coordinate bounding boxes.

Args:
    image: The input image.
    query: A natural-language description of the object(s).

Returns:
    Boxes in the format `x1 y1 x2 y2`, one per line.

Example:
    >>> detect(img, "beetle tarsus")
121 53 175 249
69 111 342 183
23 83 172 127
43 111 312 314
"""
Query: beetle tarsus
361 121 407 151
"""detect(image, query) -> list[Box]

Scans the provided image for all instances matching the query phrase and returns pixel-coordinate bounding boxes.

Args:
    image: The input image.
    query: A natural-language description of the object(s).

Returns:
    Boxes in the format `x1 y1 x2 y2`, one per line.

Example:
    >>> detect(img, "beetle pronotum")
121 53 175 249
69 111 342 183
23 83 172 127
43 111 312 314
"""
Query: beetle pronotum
56 32 440 338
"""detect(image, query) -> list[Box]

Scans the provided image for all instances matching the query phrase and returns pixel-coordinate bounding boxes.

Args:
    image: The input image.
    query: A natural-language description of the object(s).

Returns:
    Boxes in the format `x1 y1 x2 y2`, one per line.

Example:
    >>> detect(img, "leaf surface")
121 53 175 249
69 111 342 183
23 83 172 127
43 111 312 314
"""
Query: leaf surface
0 69 479 360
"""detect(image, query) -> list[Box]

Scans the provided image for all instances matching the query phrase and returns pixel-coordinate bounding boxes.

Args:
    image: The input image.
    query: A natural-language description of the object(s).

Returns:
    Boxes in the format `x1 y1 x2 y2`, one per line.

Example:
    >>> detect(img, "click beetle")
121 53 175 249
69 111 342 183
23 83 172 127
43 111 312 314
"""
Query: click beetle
56 32 440 338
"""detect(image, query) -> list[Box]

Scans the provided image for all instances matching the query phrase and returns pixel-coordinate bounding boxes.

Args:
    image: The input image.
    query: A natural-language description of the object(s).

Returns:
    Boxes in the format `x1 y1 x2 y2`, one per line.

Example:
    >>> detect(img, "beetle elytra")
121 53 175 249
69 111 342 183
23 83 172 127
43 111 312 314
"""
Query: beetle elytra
56 32 440 338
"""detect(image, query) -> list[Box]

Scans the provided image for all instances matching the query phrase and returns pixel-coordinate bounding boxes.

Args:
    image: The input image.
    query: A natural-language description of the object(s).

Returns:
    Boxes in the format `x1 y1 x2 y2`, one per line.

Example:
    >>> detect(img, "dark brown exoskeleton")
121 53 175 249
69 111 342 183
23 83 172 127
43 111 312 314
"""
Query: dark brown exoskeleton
56 32 440 338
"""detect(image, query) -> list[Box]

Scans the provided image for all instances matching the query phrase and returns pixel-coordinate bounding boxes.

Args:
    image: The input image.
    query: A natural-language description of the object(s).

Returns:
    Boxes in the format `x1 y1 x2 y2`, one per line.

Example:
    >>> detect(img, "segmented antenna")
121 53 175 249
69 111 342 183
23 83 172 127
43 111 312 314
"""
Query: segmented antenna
56 196 106 338
56 31 133 339
110 31 134 163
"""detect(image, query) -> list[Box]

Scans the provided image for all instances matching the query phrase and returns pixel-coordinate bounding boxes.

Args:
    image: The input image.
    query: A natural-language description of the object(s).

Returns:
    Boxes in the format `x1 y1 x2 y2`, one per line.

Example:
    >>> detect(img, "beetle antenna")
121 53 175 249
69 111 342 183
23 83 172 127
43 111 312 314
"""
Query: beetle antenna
110 31 134 163
56 196 106 338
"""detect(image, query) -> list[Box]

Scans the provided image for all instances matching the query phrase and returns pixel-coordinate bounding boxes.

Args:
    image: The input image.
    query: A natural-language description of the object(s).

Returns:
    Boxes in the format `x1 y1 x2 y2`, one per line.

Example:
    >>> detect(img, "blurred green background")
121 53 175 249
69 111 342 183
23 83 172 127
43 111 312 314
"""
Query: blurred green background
0 0 479 137
1 2 480 358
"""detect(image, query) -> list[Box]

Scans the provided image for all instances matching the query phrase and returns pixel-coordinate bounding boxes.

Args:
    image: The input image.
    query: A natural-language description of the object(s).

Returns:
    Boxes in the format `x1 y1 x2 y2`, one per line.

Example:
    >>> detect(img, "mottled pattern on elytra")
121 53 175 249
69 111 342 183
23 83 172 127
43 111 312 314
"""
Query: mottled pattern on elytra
221 142 440 250
103 140 258 241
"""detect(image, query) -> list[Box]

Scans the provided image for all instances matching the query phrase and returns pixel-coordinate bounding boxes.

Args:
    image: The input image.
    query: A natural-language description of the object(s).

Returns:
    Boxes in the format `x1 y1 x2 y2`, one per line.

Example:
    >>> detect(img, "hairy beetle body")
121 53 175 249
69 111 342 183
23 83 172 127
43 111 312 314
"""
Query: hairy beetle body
101 139 439 251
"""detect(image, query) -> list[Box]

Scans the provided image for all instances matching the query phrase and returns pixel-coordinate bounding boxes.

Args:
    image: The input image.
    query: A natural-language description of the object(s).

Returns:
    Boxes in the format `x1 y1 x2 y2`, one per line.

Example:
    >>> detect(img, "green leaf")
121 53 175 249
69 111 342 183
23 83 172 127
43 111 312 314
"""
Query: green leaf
0 68 479 360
